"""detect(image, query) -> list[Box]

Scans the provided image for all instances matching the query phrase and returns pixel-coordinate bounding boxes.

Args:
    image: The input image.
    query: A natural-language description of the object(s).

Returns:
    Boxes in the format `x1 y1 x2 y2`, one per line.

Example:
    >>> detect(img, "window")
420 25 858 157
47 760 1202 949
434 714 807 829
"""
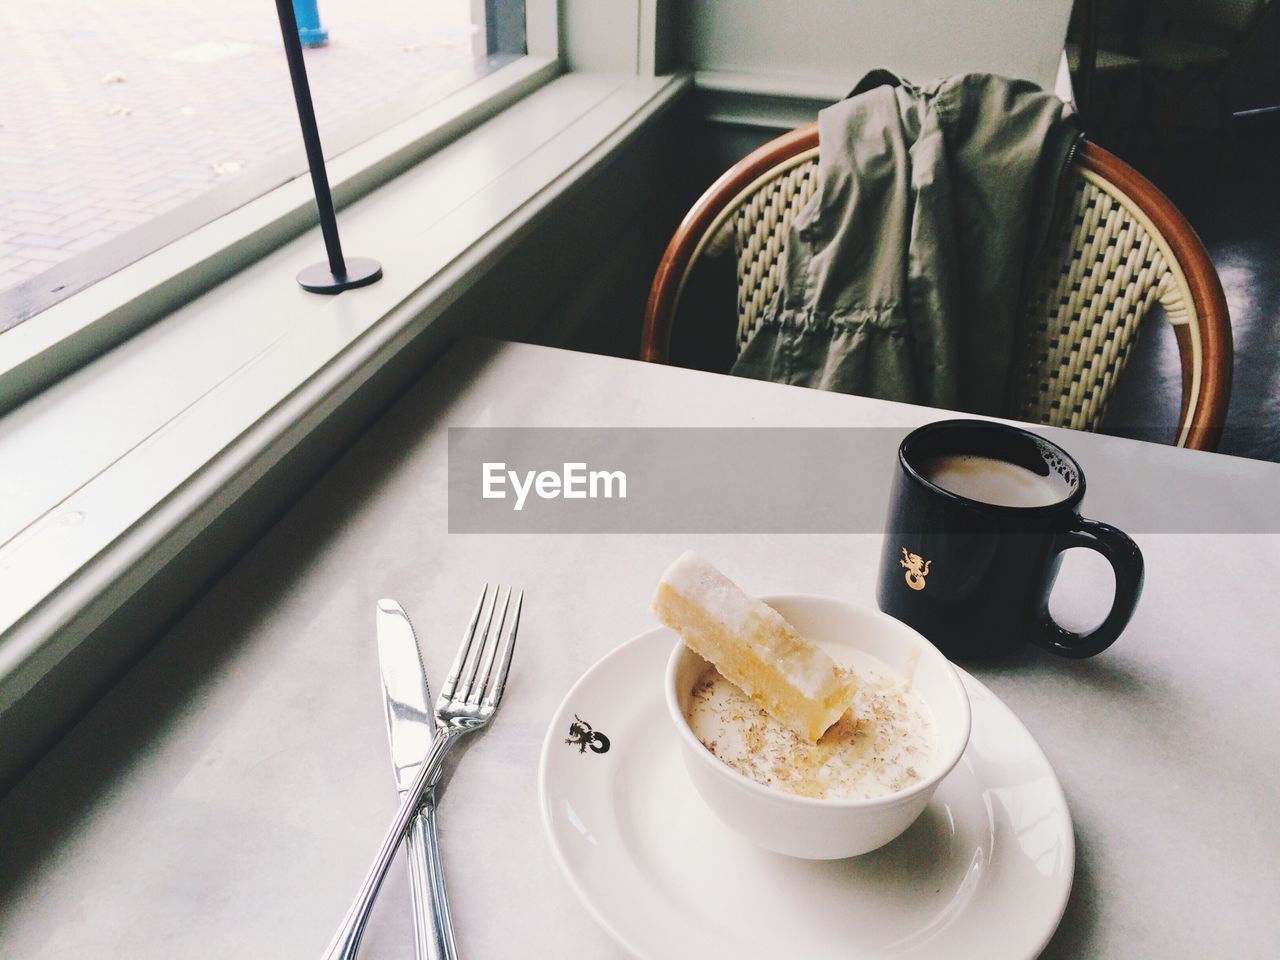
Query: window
0 0 527 333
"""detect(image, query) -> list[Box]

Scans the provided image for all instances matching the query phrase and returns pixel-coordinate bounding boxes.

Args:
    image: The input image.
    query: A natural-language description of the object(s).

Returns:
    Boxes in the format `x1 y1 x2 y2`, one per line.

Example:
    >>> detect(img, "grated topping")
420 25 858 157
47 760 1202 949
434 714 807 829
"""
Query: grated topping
685 658 936 801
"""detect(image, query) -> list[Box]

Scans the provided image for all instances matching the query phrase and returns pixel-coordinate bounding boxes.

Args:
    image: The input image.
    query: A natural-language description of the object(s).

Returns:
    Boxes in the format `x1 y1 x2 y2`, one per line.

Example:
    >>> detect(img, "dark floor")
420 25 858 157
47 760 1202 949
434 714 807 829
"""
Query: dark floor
1095 114 1280 461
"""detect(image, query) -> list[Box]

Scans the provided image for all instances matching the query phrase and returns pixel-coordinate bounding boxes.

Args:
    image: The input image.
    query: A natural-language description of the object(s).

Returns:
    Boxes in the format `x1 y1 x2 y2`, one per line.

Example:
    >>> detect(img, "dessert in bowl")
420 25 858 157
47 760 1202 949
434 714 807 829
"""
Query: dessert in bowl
658 552 971 859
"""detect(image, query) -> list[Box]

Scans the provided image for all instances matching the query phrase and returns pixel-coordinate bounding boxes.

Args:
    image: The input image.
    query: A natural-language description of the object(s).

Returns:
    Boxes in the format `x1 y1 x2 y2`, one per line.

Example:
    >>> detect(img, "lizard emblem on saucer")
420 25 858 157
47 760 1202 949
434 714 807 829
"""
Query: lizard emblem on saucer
566 715 611 754
900 547 932 591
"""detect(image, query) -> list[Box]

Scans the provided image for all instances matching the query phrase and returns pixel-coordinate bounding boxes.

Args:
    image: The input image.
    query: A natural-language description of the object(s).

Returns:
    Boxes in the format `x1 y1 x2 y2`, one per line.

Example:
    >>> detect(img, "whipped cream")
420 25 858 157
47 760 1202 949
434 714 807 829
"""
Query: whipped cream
685 650 936 801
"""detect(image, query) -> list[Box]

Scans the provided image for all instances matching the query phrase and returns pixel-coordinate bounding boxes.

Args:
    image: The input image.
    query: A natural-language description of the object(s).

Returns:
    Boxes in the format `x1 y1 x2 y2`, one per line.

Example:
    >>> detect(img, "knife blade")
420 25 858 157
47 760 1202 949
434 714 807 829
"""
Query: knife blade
376 598 457 960
378 599 435 792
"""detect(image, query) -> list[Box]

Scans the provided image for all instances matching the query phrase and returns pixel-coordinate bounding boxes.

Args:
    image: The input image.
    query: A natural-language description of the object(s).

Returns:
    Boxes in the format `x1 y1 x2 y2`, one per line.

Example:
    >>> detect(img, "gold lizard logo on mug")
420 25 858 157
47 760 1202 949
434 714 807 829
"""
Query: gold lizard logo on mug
900 547 931 591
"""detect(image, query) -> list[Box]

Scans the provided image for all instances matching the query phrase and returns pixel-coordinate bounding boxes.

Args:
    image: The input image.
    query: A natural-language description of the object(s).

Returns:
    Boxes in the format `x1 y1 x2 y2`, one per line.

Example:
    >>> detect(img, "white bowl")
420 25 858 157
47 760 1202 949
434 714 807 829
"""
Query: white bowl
664 594 971 859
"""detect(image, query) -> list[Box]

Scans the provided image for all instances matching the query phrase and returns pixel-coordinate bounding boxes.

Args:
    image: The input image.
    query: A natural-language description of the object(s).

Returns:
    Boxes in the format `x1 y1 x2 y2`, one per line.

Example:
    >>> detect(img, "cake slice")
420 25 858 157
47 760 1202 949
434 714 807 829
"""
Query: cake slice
652 551 856 743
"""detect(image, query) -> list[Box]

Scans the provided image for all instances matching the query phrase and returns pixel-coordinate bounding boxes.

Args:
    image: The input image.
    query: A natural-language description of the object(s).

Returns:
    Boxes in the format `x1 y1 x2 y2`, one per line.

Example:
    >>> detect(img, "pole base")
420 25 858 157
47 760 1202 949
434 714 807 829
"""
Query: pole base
296 257 382 294
298 26 329 47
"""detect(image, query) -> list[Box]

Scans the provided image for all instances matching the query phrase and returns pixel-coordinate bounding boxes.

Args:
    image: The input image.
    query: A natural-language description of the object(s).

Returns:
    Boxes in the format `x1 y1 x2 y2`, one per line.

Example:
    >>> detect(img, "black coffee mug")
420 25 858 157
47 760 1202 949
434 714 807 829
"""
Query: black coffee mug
876 420 1143 659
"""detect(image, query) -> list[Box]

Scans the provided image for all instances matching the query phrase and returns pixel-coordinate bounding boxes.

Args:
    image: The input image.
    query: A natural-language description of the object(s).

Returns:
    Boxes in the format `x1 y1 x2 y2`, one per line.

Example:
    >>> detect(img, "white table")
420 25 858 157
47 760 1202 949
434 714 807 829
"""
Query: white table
2 338 1278 958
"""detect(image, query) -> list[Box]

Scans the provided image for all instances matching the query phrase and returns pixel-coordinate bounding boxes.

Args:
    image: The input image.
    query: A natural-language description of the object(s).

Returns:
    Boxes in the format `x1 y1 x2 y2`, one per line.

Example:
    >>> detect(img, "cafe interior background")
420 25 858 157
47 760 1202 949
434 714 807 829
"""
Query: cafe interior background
1 0 1277 956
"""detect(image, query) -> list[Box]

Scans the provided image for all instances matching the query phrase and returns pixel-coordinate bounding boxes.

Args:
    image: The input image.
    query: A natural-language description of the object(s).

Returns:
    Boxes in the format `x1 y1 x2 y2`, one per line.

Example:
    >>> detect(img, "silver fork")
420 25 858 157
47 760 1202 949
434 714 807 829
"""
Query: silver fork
323 585 523 960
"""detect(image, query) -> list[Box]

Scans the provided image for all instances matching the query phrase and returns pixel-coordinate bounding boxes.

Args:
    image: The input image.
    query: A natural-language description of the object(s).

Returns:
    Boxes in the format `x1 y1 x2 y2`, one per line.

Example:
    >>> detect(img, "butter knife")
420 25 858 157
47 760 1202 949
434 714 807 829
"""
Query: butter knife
377 599 458 960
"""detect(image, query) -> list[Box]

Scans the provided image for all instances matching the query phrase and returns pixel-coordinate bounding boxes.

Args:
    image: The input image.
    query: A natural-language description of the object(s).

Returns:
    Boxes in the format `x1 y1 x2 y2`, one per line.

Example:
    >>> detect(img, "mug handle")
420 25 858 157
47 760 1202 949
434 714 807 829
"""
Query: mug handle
1034 518 1144 659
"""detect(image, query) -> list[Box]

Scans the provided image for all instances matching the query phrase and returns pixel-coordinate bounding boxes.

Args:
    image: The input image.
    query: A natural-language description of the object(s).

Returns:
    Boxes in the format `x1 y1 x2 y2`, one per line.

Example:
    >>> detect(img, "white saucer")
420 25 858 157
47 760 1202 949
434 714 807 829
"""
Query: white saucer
538 627 1074 960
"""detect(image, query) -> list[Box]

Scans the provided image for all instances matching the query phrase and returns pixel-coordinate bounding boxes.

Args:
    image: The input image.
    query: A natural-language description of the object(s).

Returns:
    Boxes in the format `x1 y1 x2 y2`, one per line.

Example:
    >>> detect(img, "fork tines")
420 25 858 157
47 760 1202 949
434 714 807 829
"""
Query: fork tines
440 584 523 711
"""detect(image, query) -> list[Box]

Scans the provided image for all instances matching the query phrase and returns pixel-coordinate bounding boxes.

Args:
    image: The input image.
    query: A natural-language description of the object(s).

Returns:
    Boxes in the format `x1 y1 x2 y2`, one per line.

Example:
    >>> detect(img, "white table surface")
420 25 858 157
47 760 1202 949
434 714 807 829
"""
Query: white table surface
2 338 1278 959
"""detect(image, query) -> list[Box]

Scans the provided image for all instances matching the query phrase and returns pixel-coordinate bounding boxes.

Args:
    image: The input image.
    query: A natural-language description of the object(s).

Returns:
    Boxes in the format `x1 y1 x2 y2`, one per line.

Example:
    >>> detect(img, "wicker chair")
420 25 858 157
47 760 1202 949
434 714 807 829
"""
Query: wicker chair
642 125 1233 451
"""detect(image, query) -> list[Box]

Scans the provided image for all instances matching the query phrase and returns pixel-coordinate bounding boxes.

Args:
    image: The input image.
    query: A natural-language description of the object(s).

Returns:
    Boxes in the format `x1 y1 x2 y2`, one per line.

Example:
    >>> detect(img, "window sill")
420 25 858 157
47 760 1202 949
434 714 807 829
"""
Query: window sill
0 70 690 773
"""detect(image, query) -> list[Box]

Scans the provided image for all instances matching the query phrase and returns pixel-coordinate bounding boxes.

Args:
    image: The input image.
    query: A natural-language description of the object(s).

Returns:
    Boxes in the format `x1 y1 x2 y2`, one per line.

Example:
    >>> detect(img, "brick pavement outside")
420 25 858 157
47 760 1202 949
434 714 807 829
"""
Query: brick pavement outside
0 0 477 295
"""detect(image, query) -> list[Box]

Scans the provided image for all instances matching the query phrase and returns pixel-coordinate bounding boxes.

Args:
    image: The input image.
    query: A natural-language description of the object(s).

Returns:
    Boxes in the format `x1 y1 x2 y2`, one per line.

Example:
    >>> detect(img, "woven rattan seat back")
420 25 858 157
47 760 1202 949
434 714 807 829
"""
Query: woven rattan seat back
642 126 1231 450
733 150 819 354
1011 168 1188 435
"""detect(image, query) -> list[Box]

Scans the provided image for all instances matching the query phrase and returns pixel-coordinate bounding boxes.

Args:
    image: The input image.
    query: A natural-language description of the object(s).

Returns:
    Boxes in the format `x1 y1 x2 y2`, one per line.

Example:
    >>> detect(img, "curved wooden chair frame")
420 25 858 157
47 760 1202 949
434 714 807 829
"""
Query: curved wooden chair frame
642 123 1232 451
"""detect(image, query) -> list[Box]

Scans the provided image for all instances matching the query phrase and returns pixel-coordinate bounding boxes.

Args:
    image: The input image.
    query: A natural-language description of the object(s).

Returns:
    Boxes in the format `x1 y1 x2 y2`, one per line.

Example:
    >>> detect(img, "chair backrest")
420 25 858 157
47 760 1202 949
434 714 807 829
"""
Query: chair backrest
642 124 1232 450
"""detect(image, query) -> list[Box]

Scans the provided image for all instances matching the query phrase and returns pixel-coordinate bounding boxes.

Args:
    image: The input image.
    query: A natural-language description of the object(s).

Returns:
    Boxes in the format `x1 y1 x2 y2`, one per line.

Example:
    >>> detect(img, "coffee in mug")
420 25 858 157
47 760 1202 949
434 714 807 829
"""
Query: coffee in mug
877 420 1144 659
918 454 1066 508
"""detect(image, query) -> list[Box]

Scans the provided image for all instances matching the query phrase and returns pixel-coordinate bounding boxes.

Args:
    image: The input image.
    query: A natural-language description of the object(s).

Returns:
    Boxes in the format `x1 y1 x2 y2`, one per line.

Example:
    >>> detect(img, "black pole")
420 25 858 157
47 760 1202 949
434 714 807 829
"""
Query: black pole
272 0 382 293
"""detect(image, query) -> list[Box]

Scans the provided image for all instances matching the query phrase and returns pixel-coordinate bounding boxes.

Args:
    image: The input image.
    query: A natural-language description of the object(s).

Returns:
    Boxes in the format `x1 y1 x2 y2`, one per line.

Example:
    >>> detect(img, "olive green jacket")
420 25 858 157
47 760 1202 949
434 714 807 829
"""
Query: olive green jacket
731 71 1079 416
